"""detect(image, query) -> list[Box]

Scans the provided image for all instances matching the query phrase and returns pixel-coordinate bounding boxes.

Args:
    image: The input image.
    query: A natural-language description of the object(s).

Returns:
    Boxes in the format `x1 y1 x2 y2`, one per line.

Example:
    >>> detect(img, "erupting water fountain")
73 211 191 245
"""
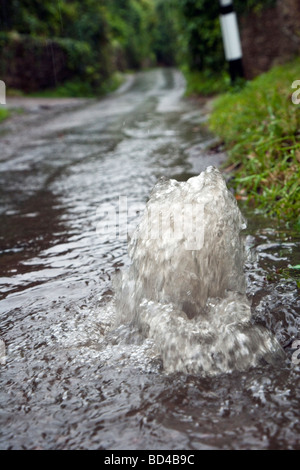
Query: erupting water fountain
116 166 285 375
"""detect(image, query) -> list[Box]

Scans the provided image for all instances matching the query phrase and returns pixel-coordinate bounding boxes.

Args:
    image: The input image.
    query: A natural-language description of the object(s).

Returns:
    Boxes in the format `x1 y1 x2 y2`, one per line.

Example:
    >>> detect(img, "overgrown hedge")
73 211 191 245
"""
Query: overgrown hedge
0 0 178 95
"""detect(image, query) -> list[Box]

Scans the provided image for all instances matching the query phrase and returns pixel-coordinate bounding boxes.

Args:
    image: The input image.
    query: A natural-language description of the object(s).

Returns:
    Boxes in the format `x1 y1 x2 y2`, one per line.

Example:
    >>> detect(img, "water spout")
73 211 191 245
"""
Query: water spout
116 166 285 375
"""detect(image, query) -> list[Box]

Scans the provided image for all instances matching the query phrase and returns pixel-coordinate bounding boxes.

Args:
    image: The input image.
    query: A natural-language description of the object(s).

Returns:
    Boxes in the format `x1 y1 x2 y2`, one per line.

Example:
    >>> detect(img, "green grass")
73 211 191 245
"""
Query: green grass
208 58 300 228
182 66 232 97
0 108 9 122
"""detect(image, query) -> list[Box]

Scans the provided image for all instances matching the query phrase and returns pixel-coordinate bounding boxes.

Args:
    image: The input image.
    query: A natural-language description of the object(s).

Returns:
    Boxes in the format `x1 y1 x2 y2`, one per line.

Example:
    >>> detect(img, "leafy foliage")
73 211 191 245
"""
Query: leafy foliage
0 0 173 94
152 0 180 66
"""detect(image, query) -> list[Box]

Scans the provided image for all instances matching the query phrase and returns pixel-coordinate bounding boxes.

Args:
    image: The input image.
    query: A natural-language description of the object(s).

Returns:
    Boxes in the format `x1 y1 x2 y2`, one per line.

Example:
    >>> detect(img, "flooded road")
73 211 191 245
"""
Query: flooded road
0 69 299 450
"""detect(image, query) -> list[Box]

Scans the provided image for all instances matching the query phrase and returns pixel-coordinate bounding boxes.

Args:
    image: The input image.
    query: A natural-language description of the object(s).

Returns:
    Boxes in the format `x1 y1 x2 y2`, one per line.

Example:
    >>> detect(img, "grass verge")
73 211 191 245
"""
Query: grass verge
208 59 300 229
0 108 9 122
181 65 232 97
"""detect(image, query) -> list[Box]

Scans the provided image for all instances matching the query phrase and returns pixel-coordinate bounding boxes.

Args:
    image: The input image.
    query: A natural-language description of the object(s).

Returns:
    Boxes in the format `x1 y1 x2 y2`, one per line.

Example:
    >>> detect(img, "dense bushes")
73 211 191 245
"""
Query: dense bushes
0 0 177 94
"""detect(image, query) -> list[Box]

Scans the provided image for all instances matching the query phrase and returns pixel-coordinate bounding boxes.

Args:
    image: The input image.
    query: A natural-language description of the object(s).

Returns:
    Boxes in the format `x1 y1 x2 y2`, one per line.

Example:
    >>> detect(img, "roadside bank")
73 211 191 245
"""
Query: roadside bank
207 59 300 230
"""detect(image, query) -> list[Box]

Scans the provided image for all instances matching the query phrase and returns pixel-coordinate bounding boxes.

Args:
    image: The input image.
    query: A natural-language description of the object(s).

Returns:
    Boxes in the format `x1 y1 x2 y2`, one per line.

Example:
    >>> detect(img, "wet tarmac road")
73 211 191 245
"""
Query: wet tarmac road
0 69 299 450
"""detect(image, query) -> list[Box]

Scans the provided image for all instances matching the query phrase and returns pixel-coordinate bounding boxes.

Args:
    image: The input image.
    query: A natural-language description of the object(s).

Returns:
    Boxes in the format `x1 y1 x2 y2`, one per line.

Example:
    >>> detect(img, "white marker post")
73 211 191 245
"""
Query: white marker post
219 0 244 82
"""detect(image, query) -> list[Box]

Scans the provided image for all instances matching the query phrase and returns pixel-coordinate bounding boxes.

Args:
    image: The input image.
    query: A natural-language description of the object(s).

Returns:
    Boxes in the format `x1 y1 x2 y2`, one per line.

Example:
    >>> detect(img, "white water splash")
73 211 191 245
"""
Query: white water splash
115 167 284 375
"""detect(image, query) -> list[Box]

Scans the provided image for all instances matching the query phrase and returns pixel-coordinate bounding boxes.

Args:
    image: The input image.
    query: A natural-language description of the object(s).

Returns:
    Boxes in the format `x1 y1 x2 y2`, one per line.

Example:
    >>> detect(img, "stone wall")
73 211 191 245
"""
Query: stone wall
239 0 300 79
0 36 73 92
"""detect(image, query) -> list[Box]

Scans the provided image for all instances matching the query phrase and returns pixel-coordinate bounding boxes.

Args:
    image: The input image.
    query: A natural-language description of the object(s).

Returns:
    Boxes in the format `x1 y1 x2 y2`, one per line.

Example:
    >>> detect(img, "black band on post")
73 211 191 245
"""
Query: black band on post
219 5 234 15
228 58 244 83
